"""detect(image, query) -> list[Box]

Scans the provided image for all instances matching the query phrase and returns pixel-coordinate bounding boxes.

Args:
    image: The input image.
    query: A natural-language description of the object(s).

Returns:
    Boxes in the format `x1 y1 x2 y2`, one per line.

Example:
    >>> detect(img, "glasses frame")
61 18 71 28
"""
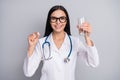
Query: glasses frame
50 16 67 23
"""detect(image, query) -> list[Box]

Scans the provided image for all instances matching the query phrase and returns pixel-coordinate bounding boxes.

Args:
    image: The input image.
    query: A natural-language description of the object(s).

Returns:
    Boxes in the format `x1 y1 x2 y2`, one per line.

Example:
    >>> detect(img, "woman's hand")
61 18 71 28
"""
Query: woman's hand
27 32 40 57
77 22 93 46
77 22 91 37
28 32 40 47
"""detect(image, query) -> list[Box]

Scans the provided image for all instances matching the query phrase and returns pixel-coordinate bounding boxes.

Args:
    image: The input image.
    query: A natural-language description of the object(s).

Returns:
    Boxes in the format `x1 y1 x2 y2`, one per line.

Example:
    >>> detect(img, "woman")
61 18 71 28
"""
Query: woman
23 5 99 80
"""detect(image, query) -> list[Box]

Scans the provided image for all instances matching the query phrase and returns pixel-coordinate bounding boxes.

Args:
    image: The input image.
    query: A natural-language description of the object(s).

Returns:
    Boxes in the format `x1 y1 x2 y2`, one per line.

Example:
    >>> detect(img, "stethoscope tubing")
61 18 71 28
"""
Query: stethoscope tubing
42 36 52 60
42 34 72 63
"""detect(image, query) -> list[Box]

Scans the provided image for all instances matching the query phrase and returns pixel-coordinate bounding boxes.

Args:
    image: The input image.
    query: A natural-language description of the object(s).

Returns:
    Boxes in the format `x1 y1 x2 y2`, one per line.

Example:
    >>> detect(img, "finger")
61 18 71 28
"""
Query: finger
83 27 91 33
34 32 40 39
28 36 33 44
77 25 83 33
28 34 33 41
36 32 40 38
32 33 37 39
28 33 36 42
82 22 90 27
77 25 80 29
82 24 91 32
79 27 84 31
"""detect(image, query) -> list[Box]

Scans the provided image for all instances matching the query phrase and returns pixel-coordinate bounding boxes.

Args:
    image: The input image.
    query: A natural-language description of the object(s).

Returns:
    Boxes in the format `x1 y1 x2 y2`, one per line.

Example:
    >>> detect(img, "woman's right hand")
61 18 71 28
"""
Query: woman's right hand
27 32 40 57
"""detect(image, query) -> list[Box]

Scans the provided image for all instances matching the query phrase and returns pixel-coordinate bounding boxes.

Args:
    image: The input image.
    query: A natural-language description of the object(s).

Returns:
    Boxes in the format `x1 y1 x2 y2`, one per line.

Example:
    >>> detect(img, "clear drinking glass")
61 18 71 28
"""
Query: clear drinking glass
78 16 85 36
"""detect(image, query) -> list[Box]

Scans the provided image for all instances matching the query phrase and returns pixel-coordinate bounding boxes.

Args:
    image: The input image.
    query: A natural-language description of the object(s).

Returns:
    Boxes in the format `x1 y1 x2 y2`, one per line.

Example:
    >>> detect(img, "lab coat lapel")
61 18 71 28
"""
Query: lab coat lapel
60 33 70 58
50 33 70 58
49 33 59 52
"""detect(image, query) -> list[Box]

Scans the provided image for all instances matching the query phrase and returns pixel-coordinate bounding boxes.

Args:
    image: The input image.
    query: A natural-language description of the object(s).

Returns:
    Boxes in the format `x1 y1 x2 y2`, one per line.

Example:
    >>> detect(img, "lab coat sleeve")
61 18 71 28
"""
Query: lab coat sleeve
77 39 99 68
23 40 42 77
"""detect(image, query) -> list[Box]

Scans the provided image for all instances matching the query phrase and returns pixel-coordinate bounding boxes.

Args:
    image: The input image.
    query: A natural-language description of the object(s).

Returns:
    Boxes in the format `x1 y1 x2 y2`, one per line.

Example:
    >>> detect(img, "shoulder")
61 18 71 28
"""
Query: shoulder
35 37 47 49
70 35 83 45
38 37 47 43
70 36 79 42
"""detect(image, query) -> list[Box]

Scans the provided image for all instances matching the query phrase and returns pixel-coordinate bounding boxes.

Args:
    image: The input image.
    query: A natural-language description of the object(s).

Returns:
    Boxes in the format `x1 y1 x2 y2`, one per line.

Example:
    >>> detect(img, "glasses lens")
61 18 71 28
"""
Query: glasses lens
50 17 56 23
59 17 67 23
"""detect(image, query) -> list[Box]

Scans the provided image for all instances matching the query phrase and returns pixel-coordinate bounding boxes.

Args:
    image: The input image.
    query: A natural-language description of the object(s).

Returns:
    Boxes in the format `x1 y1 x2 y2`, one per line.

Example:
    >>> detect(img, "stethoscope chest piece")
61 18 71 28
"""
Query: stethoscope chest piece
64 57 70 63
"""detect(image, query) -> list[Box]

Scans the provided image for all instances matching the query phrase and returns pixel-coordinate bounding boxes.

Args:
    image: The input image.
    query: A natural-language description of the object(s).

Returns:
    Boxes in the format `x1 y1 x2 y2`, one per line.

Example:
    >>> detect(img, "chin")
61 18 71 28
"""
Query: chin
53 29 64 33
54 30 63 33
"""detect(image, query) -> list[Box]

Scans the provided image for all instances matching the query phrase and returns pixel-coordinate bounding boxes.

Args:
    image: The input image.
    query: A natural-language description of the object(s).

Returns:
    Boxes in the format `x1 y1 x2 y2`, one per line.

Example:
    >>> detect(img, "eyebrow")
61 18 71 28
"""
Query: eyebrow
50 16 66 18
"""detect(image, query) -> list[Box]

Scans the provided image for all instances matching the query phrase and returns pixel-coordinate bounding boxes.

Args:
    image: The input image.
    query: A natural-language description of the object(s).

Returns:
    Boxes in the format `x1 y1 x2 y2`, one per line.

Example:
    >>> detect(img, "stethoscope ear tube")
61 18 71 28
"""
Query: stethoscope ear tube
64 35 72 63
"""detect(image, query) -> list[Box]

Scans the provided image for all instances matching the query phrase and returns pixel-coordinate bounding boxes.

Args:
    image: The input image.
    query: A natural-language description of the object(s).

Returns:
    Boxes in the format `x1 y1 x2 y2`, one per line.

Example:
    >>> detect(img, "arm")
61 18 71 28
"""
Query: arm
23 32 42 77
23 41 42 77
77 22 99 67
85 45 99 67
77 39 99 67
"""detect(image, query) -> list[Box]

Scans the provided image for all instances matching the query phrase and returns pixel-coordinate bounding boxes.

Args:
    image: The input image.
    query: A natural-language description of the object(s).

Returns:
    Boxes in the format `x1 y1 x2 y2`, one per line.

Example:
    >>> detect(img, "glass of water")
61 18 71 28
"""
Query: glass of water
78 16 85 36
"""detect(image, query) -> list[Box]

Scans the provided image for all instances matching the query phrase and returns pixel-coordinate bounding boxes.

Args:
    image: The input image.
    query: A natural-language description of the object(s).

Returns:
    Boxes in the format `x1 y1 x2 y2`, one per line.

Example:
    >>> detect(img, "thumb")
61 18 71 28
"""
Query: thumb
77 25 79 29
77 25 83 33
36 32 40 39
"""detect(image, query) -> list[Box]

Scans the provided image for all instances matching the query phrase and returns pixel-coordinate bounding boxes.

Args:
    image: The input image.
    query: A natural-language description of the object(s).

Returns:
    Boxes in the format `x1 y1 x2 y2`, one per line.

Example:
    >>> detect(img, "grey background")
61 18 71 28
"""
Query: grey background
0 0 120 80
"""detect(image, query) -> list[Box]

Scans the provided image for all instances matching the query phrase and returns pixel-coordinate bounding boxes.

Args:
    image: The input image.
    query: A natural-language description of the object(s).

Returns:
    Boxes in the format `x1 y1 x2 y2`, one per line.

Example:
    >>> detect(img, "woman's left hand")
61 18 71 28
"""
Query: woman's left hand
77 22 94 46
77 22 92 37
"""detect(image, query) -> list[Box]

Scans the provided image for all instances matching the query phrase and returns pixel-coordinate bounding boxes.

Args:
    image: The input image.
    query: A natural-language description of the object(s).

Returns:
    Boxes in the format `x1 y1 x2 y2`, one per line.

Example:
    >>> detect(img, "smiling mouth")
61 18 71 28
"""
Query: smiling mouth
55 25 62 29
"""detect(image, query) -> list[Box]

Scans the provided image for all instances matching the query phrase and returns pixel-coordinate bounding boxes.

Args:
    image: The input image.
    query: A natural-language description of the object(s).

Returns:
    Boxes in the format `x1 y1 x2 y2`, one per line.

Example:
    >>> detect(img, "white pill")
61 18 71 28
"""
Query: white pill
37 32 40 35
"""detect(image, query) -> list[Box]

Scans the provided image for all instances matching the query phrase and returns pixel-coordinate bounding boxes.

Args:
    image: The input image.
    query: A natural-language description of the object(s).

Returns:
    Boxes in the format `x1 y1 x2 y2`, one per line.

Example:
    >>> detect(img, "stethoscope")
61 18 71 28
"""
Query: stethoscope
42 34 72 63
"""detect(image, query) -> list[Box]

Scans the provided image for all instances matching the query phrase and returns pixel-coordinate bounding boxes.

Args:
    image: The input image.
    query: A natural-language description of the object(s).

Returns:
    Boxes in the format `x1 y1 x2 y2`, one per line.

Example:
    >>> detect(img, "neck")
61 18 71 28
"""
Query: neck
52 31 65 40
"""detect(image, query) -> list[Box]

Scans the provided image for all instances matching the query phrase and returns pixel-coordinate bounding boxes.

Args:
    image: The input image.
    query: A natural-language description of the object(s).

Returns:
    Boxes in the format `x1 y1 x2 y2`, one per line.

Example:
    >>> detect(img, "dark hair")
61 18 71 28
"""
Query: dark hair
44 5 71 37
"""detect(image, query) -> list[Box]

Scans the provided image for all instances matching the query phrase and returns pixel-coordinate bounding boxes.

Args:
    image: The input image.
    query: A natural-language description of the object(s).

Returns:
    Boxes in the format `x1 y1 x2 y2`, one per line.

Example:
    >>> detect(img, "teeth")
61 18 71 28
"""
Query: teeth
56 26 61 28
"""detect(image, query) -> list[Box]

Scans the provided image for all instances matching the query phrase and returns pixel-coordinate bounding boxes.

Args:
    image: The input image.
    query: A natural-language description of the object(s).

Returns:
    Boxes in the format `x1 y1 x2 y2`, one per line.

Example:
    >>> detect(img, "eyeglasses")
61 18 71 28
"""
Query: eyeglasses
50 16 67 23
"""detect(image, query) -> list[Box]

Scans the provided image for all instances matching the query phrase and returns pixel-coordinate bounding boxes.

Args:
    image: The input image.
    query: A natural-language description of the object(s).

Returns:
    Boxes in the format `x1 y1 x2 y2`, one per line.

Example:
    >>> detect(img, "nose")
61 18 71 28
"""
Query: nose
56 19 60 24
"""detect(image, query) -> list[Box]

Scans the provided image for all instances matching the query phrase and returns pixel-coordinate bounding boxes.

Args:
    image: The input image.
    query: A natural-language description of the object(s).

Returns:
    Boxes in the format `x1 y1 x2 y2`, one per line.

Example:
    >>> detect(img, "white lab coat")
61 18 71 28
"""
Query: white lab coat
23 33 99 80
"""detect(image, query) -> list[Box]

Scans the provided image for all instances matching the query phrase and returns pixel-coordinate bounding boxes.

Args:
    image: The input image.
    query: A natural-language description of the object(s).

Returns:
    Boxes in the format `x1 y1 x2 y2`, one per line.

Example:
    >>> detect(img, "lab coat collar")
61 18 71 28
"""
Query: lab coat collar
49 32 69 52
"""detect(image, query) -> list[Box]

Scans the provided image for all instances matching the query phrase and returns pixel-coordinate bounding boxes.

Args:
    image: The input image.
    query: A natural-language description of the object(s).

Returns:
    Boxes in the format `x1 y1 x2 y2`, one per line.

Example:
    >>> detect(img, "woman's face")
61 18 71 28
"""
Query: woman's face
50 10 67 33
